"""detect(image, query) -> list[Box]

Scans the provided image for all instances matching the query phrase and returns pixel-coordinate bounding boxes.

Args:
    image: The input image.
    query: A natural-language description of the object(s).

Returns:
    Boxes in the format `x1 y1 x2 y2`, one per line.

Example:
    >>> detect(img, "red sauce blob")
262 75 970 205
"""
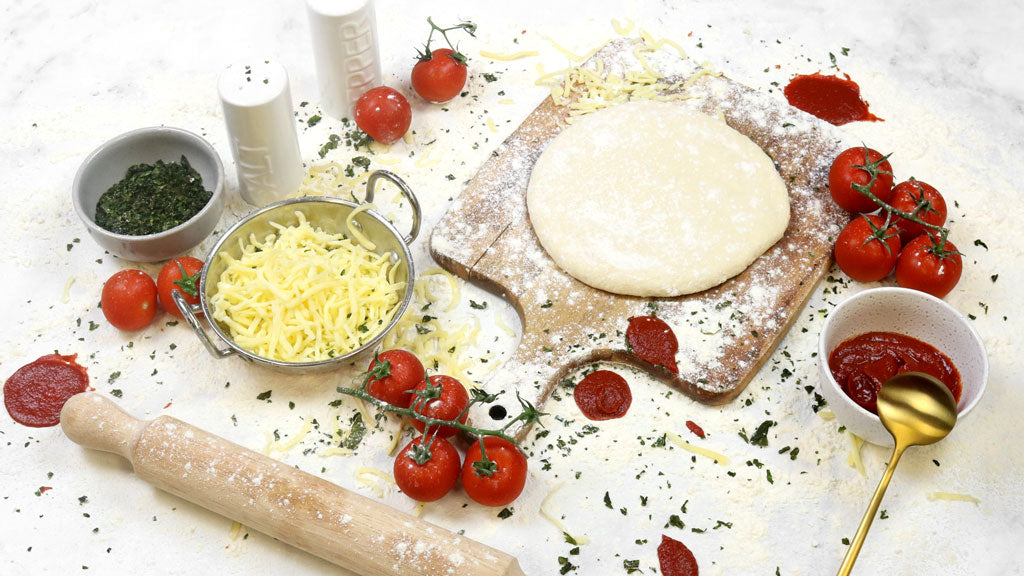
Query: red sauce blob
783 72 881 126
574 370 632 420
4 354 90 427
658 534 699 576
626 316 679 373
829 332 961 414
685 420 706 439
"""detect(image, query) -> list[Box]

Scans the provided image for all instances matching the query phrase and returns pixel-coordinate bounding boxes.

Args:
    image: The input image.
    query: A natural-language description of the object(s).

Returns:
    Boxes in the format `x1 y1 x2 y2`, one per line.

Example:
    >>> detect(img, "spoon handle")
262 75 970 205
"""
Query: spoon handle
835 444 907 576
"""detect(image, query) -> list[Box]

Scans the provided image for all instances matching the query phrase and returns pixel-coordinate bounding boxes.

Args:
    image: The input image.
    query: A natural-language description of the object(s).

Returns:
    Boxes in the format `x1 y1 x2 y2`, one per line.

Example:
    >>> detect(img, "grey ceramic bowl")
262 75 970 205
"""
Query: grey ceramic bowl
72 126 225 262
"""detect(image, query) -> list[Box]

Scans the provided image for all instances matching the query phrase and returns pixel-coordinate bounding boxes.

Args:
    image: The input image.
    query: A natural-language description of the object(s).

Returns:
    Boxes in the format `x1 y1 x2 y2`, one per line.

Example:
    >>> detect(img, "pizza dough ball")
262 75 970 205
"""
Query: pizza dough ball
526 100 790 297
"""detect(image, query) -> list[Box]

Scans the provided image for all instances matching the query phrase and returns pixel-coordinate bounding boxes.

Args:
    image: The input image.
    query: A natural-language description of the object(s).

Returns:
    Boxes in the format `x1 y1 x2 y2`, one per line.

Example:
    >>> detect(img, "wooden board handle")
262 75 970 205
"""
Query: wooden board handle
60 393 525 576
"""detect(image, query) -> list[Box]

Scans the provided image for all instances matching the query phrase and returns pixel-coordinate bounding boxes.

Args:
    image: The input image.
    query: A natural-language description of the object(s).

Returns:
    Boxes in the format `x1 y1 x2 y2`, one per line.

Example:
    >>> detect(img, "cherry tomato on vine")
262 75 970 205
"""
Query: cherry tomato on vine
834 215 901 282
828 147 894 213
890 179 947 244
101 269 158 331
895 234 963 298
156 257 203 318
393 435 461 502
353 86 411 144
366 350 424 409
461 436 528 507
410 375 469 438
412 48 468 103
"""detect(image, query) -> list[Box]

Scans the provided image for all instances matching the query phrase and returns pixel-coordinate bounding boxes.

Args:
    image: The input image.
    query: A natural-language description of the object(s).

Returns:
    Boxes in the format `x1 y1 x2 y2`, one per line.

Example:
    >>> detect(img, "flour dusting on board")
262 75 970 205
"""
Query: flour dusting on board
431 39 850 432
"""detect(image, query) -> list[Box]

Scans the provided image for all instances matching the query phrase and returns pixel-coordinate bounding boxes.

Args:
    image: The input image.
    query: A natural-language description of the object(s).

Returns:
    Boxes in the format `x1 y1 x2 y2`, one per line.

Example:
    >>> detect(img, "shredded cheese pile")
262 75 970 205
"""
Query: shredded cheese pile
210 211 405 363
535 29 719 123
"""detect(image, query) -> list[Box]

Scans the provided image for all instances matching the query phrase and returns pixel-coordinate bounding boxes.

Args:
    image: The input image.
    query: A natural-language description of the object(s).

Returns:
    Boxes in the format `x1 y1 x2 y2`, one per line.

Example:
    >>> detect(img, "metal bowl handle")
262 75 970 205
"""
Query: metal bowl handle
172 290 236 360
365 170 421 244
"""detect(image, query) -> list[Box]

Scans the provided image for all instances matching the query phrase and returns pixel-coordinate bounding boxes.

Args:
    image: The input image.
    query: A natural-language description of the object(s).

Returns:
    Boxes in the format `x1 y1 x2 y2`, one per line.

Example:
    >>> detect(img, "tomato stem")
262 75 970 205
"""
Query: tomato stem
337 379 544 450
849 146 948 238
416 17 477 63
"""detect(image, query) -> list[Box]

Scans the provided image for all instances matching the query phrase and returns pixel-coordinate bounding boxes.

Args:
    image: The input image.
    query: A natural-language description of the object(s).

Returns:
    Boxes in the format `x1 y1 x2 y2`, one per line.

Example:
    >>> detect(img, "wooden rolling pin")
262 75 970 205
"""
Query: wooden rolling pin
60 392 525 576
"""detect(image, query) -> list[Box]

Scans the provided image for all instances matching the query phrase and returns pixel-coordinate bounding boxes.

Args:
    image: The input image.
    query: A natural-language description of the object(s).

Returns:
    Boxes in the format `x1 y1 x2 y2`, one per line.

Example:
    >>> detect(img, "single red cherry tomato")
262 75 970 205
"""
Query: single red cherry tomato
410 375 469 438
834 215 901 282
366 350 424 408
393 435 461 502
411 48 468 103
461 436 528 507
156 257 204 318
828 147 894 213
354 86 412 144
101 269 158 331
889 179 947 244
895 234 963 298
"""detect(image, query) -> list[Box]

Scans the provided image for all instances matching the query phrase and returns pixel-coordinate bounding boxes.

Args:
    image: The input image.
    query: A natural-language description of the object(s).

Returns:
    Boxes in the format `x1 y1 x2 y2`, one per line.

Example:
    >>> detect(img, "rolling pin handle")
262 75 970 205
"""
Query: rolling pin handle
60 392 143 461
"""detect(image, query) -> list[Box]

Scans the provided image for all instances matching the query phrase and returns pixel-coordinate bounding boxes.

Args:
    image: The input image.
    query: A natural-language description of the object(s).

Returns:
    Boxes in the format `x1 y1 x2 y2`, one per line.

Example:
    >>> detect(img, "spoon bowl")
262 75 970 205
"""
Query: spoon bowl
877 372 958 448
835 372 958 576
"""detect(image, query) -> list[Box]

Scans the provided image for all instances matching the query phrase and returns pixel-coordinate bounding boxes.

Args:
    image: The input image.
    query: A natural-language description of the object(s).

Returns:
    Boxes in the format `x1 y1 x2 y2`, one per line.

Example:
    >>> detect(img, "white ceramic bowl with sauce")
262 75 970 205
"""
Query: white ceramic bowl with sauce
72 126 225 262
817 287 988 445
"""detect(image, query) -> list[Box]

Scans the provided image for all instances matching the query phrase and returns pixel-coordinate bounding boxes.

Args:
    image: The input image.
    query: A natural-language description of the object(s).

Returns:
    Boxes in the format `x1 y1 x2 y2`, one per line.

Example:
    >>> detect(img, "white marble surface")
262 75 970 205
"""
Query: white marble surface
2 1 1023 574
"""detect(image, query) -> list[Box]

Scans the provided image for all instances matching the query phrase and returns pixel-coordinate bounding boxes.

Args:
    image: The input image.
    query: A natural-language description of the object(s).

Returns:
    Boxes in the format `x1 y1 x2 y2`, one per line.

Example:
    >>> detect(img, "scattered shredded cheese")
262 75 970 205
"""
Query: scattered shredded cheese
664 431 729 465
209 211 404 363
539 483 588 545
818 410 836 421
61 276 75 304
846 431 867 478
265 416 314 455
611 18 634 36
486 117 498 133
479 49 540 61
356 467 395 498
927 492 981 503
228 521 244 541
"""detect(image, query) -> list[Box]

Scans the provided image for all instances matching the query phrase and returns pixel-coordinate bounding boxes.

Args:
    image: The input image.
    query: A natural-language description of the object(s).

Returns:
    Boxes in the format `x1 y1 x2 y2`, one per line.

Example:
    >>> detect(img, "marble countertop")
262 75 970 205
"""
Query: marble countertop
2 1 1022 574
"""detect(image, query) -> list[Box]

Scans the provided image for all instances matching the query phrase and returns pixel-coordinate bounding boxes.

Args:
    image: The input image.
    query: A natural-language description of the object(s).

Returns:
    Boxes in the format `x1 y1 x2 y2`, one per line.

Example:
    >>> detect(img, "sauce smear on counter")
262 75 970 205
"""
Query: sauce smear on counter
4 354 90 427
574 370 632 420
783 72 881 126
658 534 699 576
626 316 679 373
829 332 960 414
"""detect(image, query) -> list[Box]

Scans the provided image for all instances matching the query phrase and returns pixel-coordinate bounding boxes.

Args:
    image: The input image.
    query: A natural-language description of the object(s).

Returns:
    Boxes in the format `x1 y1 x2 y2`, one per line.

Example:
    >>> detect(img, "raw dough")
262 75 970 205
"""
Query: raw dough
526 100 790 297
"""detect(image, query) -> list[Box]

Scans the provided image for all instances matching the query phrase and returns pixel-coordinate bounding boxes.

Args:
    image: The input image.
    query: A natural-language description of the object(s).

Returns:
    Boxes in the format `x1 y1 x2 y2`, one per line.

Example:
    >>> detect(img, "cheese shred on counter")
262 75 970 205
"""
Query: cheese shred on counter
210 211 404 362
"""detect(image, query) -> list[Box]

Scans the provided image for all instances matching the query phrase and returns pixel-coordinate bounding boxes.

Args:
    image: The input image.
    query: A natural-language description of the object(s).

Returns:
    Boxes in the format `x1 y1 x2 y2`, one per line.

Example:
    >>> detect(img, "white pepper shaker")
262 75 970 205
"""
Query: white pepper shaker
305 0 382 119
218 60 304 207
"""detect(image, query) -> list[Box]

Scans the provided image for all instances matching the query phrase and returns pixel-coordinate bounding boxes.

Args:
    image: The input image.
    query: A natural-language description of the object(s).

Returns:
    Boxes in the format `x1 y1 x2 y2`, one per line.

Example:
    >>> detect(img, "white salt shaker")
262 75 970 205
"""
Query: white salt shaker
305 0 382 119
218 60 304 207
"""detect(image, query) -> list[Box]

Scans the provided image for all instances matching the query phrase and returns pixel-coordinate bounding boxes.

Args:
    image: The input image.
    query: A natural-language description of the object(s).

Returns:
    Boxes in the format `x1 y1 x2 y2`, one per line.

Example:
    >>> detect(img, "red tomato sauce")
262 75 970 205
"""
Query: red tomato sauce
4 353 90 427
573 370 632 421
828 332 960 414
626 315 679 373
685 420 706 439
658 534 699 576
783 72 881 126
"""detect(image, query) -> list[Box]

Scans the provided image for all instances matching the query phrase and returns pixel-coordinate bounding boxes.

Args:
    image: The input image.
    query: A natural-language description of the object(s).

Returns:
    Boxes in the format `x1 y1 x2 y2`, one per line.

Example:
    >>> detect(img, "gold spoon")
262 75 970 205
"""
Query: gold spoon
836 372 958 576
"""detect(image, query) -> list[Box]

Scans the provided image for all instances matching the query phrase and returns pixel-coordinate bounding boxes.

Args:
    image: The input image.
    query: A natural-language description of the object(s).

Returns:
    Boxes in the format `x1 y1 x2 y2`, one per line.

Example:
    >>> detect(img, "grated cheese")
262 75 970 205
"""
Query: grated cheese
846 431 867 477
265 416 314 455
664 431 729 465
61 276 75 304
479 49 540 61
209 211 404 363
356 467 395 498
539 483 589 545
611 18 634 36
927 492 981 503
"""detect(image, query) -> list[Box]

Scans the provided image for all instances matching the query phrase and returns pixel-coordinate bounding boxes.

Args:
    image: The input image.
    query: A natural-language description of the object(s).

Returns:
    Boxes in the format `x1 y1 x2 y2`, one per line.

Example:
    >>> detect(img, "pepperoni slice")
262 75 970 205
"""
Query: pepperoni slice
573 370 631 421
626 316 679 373
658 534 699 576
685 420 706 439
4 354 90 427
